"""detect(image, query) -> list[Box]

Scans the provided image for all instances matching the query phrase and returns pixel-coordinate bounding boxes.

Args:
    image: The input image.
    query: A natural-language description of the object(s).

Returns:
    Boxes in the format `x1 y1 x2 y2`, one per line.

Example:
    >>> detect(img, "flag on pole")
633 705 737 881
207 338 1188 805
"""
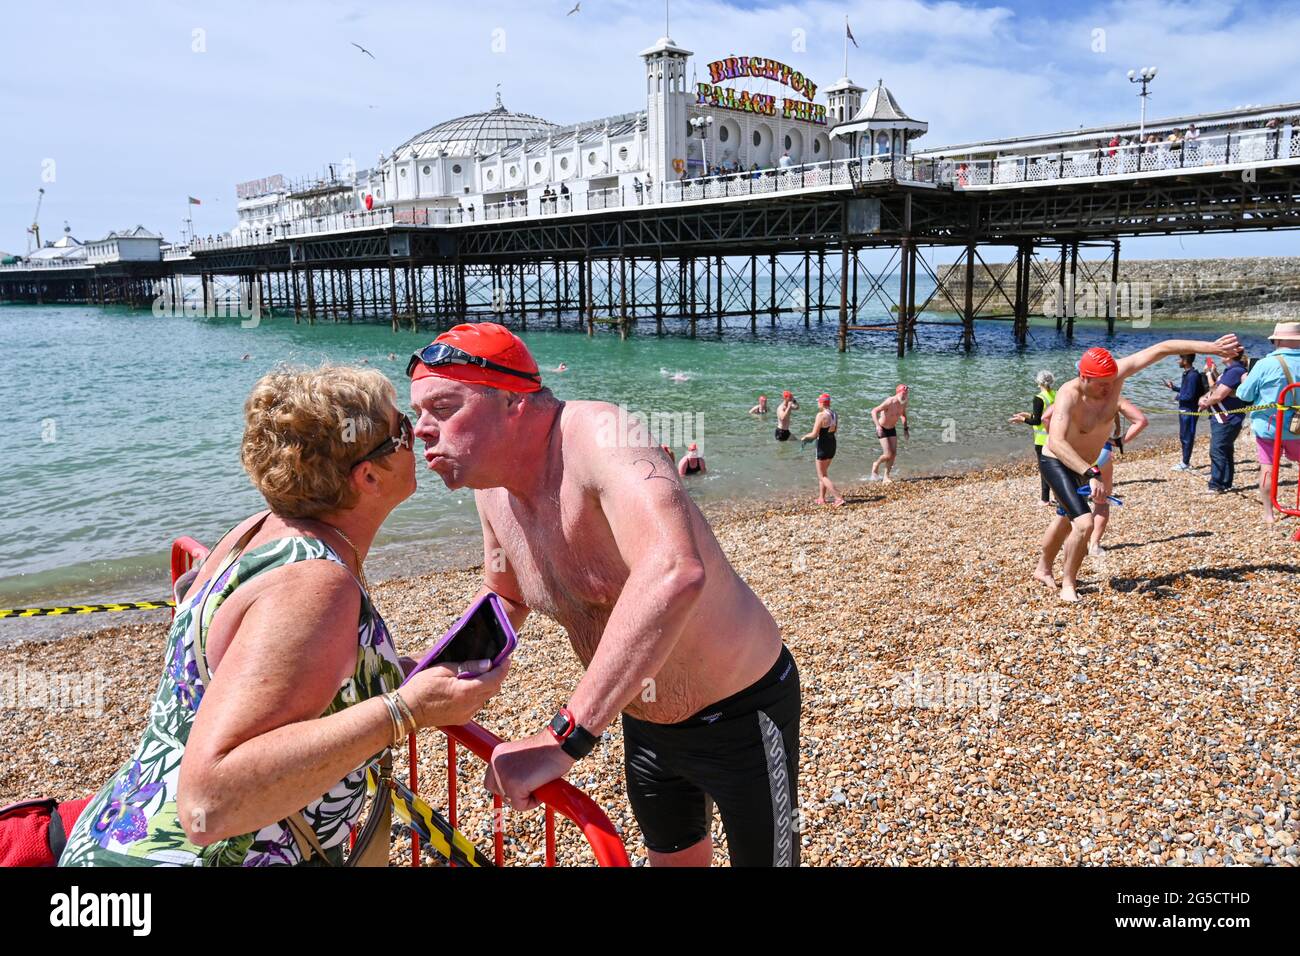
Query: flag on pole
188 196 202 205
846 21 859 48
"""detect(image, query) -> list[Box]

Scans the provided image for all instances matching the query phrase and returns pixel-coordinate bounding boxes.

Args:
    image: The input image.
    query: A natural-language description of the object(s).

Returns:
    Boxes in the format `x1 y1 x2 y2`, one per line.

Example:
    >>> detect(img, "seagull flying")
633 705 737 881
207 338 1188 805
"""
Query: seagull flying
351 42 376 59
567 2 580 15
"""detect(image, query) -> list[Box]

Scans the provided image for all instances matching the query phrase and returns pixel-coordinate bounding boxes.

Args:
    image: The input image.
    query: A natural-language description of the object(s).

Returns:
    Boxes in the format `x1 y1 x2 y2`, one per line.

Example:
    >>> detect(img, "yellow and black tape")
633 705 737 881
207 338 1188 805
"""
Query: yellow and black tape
0 599 175 620
1140 402 1300 418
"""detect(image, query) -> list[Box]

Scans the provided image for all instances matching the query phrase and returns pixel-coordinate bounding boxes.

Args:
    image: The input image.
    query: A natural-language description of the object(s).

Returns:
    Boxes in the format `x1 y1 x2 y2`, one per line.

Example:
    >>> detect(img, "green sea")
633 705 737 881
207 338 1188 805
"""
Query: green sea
0 295 1276 641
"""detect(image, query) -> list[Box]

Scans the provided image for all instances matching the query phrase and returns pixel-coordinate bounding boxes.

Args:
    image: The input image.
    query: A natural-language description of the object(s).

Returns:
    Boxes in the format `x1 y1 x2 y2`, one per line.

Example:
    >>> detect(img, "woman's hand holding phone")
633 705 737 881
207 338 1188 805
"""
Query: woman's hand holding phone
399 658 510 729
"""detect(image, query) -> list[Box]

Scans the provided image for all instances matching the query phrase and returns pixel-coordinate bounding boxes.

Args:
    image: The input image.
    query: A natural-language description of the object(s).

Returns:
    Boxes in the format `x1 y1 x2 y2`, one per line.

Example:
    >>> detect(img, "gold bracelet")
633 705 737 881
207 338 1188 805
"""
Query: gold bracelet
390 690 418 736
381 694 404 748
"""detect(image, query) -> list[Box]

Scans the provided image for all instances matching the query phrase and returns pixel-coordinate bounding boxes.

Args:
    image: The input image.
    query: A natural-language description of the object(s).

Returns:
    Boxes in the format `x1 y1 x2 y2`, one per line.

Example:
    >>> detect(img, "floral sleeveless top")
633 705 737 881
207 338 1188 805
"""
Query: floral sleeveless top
59 532 403 866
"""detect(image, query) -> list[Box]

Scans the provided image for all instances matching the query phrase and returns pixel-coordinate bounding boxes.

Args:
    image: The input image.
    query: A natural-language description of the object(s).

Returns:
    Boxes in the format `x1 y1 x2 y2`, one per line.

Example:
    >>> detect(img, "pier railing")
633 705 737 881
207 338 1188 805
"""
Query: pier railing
0 257 93 272
936 126 1300 187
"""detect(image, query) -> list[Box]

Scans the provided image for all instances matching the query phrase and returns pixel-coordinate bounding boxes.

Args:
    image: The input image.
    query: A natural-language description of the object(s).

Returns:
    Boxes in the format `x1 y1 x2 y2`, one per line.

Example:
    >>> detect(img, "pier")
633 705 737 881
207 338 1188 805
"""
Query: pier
5 103 1299 356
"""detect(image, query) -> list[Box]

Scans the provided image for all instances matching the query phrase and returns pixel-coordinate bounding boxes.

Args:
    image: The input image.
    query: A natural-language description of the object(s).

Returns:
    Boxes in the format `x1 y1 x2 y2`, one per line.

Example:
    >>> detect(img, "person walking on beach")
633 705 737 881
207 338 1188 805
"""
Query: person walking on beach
870 385 909 483
801 393 843 506
1009 370 1056 504
1198 343 1250 495
1164 354 1206 471
407 323 799 867
1087 402 1148 556
1034 336 1239 603
1234 321 1300 524
775 390 798 441
678 442 707 477
749 395 769 415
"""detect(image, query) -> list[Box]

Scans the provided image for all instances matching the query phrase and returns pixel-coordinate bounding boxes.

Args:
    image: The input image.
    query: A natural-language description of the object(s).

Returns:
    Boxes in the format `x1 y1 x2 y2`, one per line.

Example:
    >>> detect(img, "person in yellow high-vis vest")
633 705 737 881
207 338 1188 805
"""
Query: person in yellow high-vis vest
1009 371 1057 503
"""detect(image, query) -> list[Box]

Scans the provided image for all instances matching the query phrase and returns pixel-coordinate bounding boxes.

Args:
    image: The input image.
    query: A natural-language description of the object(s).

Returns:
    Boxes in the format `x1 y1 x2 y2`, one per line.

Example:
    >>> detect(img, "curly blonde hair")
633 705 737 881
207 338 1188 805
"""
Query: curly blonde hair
241 365 398 518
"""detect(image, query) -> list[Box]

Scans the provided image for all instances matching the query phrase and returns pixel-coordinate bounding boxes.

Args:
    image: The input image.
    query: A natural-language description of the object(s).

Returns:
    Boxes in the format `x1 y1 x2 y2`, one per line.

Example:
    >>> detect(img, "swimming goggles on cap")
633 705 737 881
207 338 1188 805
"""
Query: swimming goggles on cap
406 342 541 384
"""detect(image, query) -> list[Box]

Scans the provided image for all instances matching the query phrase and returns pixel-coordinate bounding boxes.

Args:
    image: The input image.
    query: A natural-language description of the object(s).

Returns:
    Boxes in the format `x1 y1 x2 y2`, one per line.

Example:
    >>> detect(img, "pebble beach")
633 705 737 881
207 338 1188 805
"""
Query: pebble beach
2 433 1296 866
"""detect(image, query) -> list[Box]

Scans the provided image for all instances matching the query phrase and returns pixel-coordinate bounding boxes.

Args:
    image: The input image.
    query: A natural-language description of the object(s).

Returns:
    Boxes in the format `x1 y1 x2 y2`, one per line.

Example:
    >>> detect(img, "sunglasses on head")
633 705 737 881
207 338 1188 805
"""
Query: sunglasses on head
406 342 540 384
353 413 413 468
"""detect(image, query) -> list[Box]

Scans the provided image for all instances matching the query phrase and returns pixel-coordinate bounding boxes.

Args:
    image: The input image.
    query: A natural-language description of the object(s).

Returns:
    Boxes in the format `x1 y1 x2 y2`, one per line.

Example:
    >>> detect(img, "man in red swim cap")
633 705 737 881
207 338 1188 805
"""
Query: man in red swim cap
1034 334 1240 602
774 389 799 441
869 384 910 483
408 322 798 867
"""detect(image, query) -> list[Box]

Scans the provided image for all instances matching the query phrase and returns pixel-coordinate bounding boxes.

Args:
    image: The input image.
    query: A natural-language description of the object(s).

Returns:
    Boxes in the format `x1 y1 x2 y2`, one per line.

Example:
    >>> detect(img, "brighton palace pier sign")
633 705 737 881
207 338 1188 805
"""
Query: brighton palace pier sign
696 57 827 125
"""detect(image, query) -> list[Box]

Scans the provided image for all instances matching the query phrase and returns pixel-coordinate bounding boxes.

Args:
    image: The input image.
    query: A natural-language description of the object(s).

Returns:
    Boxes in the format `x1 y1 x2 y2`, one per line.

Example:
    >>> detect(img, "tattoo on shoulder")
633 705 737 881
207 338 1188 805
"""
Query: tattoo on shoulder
632 456 677 483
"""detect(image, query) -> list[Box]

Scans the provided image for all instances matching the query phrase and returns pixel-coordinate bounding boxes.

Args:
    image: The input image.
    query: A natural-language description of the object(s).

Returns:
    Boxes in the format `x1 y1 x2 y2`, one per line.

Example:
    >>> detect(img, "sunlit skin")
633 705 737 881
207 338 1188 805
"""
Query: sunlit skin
800 399 843 506
1035 335 1239 603
177 404 507 847
870 387 909 482
410 375 782 867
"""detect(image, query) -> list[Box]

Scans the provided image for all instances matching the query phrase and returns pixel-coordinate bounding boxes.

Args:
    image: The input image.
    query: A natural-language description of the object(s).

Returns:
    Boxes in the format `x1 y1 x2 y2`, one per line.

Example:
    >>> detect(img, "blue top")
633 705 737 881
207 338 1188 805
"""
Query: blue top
1236 347 1300 439
1215 362 1248 426
1175 367 1205 409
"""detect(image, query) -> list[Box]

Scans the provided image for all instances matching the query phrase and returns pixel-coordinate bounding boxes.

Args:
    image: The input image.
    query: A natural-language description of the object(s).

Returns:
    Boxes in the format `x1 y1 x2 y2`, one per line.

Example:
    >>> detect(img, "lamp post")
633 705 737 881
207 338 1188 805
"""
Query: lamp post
689 115 713 177
1127 66 1158 143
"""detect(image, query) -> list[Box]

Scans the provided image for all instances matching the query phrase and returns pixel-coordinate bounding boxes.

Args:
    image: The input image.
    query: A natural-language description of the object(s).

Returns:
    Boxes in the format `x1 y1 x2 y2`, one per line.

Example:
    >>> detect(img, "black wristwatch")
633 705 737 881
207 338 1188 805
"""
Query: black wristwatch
548 707 598 760
1085 466 1103 481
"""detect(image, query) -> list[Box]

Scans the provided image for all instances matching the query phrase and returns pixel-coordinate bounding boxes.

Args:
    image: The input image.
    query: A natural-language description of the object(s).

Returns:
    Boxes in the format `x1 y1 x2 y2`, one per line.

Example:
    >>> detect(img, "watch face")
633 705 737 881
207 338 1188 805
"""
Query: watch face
550 710 573 739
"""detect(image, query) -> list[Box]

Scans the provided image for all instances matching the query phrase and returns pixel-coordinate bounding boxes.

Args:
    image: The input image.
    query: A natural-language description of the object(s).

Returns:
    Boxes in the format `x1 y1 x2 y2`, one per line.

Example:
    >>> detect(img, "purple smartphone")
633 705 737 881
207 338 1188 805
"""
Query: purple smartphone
402 592 517 684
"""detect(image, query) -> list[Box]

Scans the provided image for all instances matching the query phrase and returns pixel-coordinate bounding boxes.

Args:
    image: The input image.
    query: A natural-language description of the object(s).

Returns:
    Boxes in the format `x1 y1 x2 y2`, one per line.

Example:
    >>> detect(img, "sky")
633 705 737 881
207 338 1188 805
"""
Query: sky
2 0 1298 260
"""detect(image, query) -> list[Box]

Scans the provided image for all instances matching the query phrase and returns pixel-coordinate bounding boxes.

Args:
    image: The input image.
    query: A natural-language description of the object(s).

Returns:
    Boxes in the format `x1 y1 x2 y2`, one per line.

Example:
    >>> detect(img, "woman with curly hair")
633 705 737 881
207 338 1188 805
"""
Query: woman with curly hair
60 365 508 866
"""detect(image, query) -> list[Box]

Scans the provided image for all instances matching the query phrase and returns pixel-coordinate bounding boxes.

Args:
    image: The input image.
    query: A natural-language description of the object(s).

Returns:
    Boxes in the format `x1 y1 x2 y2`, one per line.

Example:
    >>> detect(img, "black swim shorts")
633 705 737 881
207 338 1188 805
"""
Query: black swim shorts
775 428 791 441
876 426 897 439
1039 454 1091 520
622 644 800 866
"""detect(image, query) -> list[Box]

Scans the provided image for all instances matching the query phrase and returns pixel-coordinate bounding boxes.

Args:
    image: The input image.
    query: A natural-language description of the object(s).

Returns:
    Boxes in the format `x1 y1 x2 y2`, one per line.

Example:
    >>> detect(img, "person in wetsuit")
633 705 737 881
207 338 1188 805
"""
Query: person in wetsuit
1009 370 1056 504
800 393 843 506
678 442 706 477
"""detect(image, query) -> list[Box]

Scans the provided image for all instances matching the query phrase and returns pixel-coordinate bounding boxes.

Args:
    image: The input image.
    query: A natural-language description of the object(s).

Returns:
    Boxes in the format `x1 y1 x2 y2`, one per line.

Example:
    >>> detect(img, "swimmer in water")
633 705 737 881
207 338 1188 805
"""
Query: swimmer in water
774 390 798 441
240 354 251 362
672 371 690 382
800 393 843 506
553 363 568 373
869 385 909 483
678 442 706 477
749 395 769 416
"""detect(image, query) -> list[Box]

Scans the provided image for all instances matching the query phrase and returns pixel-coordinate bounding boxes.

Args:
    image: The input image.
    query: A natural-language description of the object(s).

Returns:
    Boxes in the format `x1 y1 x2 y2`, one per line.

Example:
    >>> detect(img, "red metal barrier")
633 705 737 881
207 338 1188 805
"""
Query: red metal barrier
1268 383 1300 541
168 534 629 867
169 537 209 616
413 721 630 867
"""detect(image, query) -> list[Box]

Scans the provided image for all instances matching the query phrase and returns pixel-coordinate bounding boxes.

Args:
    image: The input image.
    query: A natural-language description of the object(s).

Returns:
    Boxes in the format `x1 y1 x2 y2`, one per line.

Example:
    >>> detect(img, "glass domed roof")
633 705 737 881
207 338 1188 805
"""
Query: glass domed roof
393 94 559 160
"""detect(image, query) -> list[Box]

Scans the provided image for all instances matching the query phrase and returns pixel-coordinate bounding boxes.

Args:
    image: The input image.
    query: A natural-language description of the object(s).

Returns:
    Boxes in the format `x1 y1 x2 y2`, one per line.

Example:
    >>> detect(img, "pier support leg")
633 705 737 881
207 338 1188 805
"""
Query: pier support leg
1108 239 1120 335
769 253 777 327
804 251 811 328
896 240 909 358
963 244 976 353
1067 241 1079 340
654 258 663 333
750 256 758 333
838 244 849 353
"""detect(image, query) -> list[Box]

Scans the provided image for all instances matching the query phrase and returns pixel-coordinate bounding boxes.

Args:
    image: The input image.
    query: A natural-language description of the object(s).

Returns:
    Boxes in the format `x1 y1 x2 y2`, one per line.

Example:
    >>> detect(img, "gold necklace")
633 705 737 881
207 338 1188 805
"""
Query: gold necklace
322 522 369 594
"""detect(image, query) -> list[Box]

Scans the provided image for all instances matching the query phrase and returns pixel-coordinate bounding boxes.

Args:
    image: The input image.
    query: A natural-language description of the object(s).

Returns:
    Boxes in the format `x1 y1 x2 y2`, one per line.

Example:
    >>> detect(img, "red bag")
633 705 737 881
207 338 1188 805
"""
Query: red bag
0 797 93 867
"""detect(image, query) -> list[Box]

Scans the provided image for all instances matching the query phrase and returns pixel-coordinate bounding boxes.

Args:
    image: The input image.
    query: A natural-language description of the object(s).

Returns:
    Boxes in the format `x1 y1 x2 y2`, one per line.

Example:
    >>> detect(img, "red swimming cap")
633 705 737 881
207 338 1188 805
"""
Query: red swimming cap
782 390 792 399
1078 347 1118 379
896 384 908 393
411 323 541 393
818 393 831 404
688 442 699 452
